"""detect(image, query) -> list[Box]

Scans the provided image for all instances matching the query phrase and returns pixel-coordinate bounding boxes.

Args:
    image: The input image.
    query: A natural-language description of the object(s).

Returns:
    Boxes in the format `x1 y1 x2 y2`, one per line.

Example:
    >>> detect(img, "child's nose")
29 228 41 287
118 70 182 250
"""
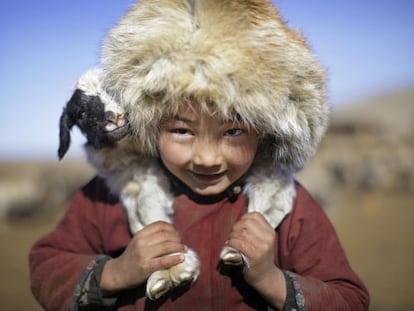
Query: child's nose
192 141 222 167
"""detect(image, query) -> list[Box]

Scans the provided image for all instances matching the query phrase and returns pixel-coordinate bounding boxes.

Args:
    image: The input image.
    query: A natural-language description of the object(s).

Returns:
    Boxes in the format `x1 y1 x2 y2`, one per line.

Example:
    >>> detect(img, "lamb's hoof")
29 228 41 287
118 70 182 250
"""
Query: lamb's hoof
146 270 172 300
174 271 193 283
146 249 200 300
147 278 172 300
169 248 200 286
220 246 244 266
220 246 250 271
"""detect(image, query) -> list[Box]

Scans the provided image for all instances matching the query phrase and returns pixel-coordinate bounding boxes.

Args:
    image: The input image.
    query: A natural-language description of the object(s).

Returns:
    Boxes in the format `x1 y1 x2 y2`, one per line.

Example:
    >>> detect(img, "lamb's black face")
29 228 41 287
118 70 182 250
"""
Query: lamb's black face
66 90 117 147
58 89 129 159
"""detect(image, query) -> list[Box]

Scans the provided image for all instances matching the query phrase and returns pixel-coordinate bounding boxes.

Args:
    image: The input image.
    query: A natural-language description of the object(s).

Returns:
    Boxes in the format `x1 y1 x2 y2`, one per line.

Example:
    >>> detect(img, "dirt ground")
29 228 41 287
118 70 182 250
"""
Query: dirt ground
0 186 412 310
330 188 414 311
0 214 62 311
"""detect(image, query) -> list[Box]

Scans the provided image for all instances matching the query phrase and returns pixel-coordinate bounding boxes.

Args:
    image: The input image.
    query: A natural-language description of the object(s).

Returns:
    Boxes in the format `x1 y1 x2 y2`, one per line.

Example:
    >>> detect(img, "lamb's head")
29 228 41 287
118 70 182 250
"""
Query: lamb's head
58 69 130 159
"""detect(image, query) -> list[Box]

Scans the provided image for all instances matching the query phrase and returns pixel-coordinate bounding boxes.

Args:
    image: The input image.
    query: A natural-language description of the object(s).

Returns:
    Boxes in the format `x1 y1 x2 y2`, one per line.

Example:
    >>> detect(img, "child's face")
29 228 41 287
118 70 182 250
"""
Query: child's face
158 103 259 196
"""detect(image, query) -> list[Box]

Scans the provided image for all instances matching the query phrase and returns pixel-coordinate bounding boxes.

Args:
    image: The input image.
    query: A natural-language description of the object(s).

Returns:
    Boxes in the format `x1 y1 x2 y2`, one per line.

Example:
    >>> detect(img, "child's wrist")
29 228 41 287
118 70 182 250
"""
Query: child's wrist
100 258 124 293
249 266 287 310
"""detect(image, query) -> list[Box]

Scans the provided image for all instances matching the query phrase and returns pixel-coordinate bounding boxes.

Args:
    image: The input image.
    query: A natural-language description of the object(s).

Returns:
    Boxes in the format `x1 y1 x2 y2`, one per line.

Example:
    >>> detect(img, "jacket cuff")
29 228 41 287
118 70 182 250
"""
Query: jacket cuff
71 255 118 311
282 270 305 311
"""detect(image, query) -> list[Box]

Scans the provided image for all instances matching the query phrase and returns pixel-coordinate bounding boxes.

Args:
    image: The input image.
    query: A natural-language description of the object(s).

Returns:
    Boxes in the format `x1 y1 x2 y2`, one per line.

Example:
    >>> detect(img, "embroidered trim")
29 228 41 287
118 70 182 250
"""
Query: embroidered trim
284 270 306 311
70 255 112 311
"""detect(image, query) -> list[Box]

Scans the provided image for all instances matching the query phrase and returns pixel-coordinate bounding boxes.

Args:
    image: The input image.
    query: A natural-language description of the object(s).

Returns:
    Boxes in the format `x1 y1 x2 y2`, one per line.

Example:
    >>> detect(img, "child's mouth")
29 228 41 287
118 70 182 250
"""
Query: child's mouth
191 172 226 183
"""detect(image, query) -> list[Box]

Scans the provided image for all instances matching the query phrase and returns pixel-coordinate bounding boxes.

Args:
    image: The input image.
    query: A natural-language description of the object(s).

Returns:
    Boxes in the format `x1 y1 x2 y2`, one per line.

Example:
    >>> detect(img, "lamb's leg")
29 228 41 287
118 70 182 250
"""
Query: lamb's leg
123 182 200 300
120 181 144 233
219 165 295 272
120 170 200 300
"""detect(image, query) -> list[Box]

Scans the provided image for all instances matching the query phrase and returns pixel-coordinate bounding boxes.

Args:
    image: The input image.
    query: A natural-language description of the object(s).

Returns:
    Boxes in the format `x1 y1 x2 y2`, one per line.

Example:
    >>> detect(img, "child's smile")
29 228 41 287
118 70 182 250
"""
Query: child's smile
158 102 259 196
191 171 227 183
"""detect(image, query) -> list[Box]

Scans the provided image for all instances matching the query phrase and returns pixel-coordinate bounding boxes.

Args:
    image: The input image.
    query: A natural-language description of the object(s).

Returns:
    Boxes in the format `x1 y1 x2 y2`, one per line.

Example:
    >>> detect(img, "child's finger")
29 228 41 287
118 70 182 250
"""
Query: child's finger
145 241 186 259
229 213 274 243
140 230 183 248
149 253 185 272
137 221 180 238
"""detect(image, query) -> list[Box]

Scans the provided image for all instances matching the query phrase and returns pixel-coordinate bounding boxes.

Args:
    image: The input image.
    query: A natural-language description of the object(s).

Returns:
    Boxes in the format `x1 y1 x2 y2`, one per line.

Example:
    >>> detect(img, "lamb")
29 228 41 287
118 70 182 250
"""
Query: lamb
58 69 200 300
58 68 296 299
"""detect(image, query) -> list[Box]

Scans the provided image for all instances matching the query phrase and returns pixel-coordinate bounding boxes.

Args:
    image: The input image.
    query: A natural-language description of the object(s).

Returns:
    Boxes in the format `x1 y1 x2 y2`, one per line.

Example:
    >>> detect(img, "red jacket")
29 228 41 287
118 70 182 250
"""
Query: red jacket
29 177 369 310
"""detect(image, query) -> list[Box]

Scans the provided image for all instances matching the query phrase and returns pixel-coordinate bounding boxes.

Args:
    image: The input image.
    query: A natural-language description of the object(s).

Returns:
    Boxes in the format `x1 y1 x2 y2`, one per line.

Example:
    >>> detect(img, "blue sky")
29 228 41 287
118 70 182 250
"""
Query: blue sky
1 0 413 160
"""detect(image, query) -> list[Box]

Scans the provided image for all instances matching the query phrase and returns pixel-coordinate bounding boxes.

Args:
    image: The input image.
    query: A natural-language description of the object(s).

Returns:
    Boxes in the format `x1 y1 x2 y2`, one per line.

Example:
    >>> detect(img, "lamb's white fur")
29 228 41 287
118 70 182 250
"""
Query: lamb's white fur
73 68 296 299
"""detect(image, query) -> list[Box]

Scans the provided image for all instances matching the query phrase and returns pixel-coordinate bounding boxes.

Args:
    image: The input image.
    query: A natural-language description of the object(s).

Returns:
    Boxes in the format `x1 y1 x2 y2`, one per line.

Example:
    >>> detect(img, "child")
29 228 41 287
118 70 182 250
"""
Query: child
29 0 370 310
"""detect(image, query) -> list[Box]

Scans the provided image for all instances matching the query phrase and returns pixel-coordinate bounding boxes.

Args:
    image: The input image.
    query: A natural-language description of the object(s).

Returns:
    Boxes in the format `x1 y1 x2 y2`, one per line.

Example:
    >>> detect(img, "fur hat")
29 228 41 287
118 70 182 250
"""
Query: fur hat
101 0 329 172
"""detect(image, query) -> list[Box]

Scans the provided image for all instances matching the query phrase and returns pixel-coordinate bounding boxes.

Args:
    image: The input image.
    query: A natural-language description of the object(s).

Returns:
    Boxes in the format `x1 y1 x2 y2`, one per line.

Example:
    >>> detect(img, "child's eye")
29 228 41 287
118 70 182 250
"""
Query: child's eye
225 128 245 137
171 128 192 135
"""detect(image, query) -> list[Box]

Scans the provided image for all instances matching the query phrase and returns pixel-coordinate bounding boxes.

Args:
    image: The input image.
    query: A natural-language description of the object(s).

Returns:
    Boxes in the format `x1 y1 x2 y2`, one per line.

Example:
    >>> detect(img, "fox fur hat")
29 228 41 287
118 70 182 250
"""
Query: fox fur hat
101 0 329 172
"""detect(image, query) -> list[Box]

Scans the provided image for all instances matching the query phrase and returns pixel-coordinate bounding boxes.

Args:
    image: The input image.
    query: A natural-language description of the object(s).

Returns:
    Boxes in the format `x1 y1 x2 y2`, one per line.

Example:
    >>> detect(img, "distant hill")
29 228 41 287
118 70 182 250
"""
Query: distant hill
296 86 414 205
331 87 414 139
0 161 94 221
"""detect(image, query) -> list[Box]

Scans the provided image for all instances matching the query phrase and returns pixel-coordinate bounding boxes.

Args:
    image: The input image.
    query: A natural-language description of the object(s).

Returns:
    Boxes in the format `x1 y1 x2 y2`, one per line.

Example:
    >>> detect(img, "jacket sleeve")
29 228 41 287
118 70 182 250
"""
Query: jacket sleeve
278 183 370 311
29 177 123 311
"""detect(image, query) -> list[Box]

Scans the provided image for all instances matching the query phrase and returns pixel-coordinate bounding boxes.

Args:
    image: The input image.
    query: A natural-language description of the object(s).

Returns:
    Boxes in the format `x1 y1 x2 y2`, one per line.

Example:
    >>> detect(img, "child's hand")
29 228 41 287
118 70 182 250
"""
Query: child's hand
101 221 185 292
227 212 286 308
227 212 275 284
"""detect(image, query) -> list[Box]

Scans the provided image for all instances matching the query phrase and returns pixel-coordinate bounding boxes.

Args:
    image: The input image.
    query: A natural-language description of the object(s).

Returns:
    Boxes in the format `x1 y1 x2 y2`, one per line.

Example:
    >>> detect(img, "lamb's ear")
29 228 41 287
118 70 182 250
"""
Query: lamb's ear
58 105 75 160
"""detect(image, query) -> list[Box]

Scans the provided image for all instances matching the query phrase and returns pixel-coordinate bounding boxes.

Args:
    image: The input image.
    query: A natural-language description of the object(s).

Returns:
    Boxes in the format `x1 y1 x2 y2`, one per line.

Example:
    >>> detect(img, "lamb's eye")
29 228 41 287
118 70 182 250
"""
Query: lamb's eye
75 111 87 121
